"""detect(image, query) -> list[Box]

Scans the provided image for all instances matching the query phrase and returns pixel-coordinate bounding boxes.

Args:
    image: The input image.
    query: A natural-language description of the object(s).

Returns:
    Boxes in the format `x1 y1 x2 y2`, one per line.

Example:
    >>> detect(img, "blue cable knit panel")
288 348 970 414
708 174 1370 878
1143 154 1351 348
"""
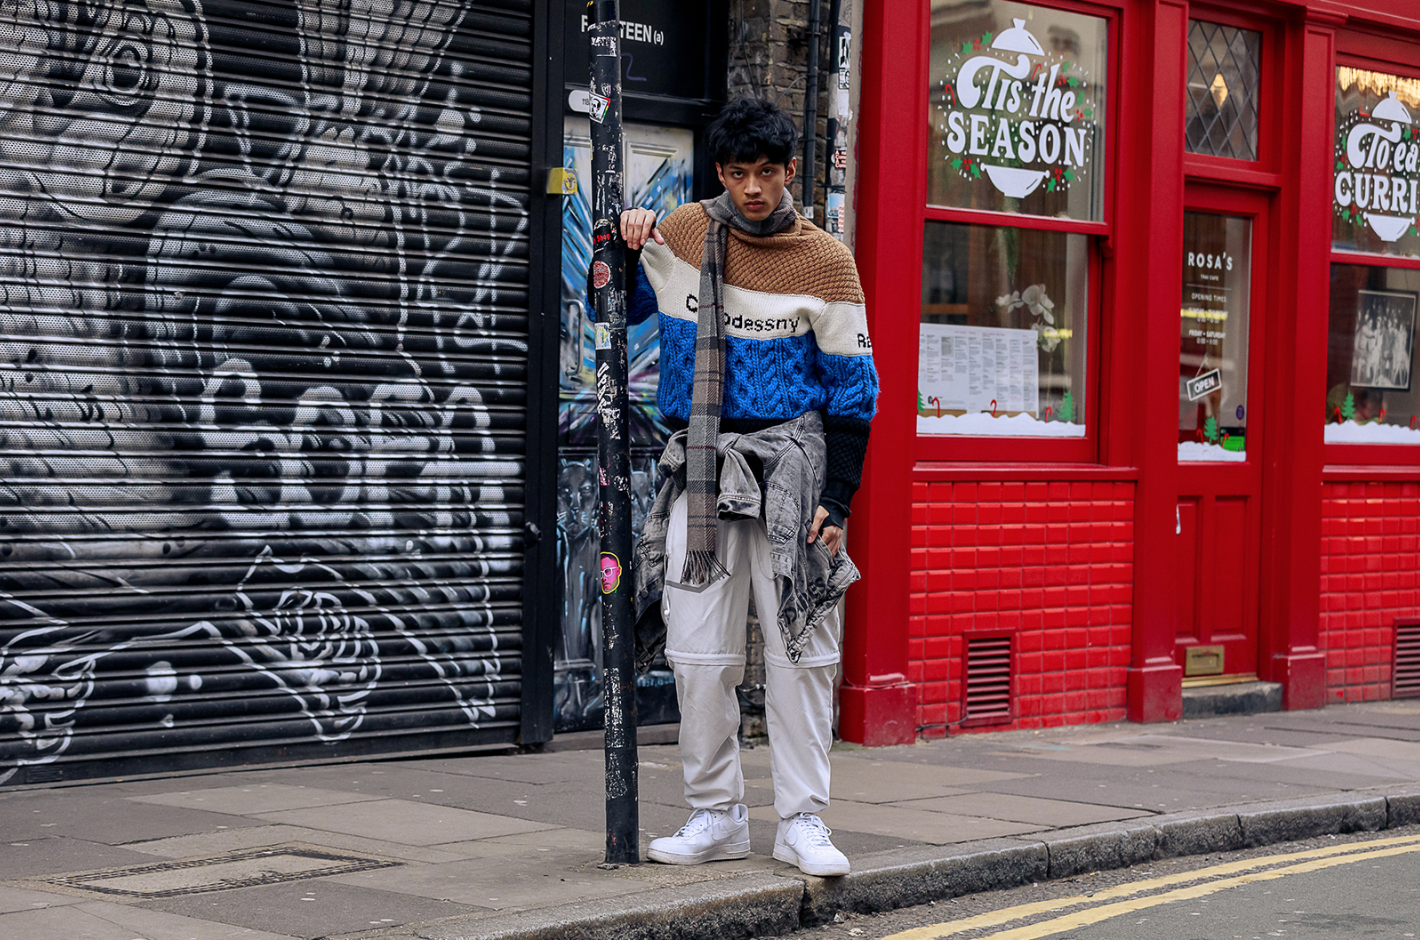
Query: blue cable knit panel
816 350 880 420
639 262 878 423
655 314 878 422
656 313 697 421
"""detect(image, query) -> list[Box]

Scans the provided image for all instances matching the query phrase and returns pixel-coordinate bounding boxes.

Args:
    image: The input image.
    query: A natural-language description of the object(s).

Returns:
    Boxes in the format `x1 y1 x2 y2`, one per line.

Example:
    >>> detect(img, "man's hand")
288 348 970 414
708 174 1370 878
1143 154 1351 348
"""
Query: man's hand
807 505 842 557
620 207 663 251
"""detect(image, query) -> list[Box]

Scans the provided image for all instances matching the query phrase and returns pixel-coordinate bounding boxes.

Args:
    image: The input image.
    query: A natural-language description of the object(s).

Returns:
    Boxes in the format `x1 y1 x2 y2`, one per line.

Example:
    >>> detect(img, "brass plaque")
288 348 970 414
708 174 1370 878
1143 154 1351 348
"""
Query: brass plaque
1185 645 1226 677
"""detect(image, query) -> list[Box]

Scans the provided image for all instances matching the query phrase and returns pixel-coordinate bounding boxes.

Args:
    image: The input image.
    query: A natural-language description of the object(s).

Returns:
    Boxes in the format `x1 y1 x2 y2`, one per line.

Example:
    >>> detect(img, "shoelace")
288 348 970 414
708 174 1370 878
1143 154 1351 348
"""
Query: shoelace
792 814 835 847
673 809 718 838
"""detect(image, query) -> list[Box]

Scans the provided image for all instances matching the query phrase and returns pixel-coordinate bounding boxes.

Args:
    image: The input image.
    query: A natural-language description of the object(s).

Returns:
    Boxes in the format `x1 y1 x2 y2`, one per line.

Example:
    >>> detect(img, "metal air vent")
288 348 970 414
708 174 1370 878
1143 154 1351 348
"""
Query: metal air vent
962 635 1013 724
1395 623 1420 699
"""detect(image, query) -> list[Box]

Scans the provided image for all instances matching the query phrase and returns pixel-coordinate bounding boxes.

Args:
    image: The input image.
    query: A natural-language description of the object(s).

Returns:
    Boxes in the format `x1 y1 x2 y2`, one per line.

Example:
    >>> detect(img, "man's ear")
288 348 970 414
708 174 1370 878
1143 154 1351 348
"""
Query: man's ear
784 157 797 185
714 162 727 188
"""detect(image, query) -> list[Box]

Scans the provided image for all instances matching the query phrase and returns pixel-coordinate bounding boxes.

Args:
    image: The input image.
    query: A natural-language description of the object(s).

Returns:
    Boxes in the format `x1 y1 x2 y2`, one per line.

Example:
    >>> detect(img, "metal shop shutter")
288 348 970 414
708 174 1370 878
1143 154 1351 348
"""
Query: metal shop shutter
0 0 534 785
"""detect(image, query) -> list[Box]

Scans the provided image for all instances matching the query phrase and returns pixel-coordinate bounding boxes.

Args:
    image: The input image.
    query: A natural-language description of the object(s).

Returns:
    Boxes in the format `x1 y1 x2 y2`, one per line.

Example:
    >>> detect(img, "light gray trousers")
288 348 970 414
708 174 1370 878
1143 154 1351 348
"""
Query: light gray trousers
662 493 840 820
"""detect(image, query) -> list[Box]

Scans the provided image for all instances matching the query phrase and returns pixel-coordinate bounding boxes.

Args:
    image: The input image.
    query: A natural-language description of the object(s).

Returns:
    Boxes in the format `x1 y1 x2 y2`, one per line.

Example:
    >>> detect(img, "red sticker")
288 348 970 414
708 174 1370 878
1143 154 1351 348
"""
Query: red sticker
591 260 611 290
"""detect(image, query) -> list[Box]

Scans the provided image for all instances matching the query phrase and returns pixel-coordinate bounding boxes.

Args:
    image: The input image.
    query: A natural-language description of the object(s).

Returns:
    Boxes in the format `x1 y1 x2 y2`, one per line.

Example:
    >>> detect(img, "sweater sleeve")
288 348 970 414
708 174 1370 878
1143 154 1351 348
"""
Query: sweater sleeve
806 243 879 522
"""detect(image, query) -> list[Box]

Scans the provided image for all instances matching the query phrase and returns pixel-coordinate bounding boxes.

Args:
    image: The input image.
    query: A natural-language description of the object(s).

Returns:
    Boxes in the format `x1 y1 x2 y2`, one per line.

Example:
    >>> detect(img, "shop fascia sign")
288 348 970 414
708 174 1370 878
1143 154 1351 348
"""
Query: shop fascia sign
936 19 1098 198
1335 92 1420 242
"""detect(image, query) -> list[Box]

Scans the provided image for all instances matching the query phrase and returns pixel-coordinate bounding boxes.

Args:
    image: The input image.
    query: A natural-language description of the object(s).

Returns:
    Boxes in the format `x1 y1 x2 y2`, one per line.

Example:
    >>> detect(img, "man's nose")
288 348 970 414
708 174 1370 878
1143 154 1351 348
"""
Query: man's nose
745 176 761 193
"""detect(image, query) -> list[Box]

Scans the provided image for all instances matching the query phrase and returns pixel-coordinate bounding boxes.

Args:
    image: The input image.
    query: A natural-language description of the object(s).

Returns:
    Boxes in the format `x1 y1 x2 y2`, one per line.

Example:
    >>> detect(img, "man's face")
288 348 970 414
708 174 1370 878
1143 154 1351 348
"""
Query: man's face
715 155 796 222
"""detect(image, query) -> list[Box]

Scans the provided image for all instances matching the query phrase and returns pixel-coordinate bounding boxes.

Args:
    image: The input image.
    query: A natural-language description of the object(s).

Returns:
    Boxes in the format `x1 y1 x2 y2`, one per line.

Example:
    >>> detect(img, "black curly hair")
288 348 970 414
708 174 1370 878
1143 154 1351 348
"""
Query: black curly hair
705 97 798 166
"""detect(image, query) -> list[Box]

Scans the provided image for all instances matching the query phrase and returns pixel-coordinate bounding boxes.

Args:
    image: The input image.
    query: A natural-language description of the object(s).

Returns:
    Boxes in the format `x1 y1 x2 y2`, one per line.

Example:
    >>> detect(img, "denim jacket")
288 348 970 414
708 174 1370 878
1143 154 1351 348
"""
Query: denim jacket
632 411 861 672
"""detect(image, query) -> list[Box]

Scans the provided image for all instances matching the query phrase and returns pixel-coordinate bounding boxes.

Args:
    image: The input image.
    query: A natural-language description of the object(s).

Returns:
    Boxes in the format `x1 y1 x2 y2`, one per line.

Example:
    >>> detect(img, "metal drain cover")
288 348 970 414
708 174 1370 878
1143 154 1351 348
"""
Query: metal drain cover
16 843 400 899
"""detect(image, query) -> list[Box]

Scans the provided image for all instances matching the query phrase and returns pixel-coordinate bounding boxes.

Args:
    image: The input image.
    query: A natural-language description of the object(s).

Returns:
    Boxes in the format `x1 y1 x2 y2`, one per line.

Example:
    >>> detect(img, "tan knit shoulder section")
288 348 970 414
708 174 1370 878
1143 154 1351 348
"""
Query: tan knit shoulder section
655 204 865 305
657 203 711 267
726 222 864 305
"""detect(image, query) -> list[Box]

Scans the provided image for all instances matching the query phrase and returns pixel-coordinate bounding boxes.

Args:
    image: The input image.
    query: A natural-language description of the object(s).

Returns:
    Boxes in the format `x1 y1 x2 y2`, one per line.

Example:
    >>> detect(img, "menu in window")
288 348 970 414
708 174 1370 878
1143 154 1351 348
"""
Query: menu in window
918 323 1039 416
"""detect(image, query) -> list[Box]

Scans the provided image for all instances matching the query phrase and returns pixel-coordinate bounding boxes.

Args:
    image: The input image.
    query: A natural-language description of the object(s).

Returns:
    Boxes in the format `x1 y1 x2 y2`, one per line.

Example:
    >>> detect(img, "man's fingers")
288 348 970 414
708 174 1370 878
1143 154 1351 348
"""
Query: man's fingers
807 506 829 544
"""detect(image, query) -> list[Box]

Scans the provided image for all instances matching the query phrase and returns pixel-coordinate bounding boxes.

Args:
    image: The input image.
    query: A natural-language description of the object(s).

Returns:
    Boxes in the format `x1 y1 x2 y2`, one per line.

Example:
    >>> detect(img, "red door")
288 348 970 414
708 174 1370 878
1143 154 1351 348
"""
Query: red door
1175 186 1271 681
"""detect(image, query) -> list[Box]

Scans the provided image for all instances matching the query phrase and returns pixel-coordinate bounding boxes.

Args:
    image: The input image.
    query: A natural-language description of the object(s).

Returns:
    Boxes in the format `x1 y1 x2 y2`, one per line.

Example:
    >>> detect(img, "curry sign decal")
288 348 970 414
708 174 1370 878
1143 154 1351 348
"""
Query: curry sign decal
936 19 1098 199
1335 92 1420 243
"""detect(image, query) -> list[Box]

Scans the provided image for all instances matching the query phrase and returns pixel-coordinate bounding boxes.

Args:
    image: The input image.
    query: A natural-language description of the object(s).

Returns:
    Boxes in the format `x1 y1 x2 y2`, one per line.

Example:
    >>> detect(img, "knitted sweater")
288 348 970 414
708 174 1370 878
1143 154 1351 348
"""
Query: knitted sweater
628 203 878 520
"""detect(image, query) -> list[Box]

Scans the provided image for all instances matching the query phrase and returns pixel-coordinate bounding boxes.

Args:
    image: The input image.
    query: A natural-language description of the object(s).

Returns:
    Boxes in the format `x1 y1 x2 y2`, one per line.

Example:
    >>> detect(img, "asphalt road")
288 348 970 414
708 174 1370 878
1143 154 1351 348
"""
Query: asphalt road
792 825 1420 940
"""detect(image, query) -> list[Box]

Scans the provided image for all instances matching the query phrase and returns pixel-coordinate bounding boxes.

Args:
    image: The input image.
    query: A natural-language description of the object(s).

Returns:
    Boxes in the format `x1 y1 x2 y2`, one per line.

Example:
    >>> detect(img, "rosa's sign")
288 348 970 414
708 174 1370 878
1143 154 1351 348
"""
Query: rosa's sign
936 19 1098 199
1335 92 1420 243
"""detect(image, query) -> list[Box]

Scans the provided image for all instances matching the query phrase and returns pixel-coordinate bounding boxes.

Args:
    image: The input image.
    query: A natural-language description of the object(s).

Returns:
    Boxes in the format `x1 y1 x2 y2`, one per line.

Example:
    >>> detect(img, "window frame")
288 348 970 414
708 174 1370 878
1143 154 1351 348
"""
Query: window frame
1324 49 1420 468
913 0 1120 463
1180 3 1282 179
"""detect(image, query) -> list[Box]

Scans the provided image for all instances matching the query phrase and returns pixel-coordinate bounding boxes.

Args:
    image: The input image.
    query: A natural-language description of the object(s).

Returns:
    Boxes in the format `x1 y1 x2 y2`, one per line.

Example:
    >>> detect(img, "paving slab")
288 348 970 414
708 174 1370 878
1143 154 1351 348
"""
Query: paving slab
0 883 82 915
252 800 558 846
0 838 171 879
130 784 382 816
122 824 483 864
0 791 258 845
893 791 1154 827
140 878 484 938
0 899 301 940
325 852 657 911
750 801 1045 845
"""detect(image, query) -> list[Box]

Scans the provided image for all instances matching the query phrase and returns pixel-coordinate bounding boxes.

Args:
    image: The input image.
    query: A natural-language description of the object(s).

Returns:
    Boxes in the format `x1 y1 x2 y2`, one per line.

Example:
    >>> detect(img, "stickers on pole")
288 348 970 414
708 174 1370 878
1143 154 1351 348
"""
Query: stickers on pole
595 323 611 350
587 92 611 124
591 260 611 290
600 553 622 594
1335 91 1420 243
935 18 1098 199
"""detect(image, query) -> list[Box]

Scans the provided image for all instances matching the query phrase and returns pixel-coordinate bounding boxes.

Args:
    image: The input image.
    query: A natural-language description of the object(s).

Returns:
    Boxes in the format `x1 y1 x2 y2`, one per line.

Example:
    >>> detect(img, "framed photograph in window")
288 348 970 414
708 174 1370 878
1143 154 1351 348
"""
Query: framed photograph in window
1350 289 1418 391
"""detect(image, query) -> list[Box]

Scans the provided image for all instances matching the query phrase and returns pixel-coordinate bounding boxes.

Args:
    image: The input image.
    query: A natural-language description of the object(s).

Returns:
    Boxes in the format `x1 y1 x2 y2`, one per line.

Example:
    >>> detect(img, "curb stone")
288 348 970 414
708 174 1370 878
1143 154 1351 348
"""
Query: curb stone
785 838 1048 926
1231 793 1387 846
332 873 804 940
1153 809 1246 859
1040 820 1159 880
335 787 1420 940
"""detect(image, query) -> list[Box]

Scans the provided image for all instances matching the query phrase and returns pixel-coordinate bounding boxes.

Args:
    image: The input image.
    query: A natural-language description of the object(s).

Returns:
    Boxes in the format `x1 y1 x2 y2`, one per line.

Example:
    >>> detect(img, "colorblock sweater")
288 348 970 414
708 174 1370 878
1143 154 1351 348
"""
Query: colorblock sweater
628 203 879 520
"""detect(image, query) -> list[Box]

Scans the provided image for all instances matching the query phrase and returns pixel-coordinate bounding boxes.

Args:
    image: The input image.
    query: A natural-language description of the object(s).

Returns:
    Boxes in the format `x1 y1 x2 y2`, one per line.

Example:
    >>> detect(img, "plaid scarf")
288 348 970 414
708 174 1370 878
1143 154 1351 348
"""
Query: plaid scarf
680 188 800 586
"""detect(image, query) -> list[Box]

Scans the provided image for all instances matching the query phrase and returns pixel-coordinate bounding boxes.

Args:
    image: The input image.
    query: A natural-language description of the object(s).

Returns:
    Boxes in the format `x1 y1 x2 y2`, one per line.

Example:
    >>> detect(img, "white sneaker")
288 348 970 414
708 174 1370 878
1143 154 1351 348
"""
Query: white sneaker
774 813 850 876
648 804 751 865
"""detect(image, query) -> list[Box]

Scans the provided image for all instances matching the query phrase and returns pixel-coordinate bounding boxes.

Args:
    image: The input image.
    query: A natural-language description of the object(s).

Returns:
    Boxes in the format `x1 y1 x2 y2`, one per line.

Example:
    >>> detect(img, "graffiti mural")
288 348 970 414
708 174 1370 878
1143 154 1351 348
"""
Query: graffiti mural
0 0 533 782
553 121 691 731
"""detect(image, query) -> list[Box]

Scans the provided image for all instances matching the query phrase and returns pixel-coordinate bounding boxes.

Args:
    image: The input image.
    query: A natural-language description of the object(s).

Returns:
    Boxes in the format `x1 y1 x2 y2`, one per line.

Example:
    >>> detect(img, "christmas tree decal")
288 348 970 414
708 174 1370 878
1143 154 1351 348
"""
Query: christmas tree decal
1204 416 1219 444
1054 391 1075 423
1341 391 1356 422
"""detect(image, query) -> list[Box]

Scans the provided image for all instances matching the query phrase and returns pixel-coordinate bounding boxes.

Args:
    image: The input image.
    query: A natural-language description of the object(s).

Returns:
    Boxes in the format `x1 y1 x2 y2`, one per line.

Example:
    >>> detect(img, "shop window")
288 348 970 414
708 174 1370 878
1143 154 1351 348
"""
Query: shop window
927 1 1108 222
1184 20 1261 161
1325 264 1420 444
919 222 1088 437
1333 66 1420 259
1179 212 1251 460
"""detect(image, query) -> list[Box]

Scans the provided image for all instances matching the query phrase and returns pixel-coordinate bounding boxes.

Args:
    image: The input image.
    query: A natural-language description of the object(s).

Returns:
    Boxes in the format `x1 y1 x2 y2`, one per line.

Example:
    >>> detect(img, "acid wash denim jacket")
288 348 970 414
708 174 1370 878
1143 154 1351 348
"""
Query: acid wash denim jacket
632 410 861 672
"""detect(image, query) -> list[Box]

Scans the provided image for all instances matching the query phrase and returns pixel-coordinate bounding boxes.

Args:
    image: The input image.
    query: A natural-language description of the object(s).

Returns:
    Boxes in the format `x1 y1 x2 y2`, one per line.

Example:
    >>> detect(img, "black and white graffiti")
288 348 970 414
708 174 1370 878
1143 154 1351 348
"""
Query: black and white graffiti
0 0 532 781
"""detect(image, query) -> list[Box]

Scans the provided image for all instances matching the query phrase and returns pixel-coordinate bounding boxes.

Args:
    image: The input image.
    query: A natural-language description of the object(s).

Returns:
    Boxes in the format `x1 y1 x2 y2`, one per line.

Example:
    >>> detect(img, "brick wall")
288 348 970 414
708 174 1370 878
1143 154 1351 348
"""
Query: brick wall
910 480 1135 736
1320 481 1418 703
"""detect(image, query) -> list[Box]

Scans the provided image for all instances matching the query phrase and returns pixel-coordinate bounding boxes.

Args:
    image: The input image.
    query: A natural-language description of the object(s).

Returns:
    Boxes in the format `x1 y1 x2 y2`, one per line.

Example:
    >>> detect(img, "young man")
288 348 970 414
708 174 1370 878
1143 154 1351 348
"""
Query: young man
619 98 878 878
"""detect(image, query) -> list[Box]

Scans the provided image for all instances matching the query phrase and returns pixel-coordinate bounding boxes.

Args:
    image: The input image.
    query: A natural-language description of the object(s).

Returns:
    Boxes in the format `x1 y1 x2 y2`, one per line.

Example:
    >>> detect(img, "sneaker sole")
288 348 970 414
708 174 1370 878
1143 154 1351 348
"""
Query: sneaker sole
647 840 751 865
773 844 850 877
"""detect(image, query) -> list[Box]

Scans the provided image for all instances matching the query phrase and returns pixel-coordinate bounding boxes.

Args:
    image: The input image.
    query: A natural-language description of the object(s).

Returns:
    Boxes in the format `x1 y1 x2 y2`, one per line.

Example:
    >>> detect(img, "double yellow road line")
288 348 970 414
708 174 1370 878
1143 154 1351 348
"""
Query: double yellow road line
882 832 1420 940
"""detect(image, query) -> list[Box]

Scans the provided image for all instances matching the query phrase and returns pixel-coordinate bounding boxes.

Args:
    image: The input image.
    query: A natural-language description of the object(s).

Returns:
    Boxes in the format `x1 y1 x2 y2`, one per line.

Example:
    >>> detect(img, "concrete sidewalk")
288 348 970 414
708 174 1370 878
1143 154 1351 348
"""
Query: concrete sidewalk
2 700 1419 940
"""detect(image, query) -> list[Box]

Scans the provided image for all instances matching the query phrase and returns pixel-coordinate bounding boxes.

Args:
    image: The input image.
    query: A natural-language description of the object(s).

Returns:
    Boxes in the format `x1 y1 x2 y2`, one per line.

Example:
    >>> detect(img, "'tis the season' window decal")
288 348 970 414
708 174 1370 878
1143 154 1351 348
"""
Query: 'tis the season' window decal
1335 92 1420 242
936 19 1098 199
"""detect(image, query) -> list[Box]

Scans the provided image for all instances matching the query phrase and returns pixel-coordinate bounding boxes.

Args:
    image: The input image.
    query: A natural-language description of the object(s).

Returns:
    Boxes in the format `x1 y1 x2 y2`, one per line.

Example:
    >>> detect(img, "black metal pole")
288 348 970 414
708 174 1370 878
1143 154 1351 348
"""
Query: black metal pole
587 0 639 866
801 0 823 220
824 0 844 202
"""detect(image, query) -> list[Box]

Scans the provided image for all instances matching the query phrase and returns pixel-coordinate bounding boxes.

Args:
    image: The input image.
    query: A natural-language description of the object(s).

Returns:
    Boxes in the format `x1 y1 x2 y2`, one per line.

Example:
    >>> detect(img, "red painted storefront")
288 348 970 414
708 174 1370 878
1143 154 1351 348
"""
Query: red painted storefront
839 0 1420 745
